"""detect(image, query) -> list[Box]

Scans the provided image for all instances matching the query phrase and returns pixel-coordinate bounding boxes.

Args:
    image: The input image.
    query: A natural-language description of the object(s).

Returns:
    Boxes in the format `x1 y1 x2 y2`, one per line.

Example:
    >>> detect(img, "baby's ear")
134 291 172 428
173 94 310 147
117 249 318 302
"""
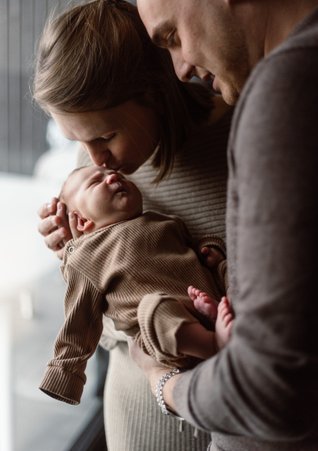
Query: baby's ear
73 211 95 233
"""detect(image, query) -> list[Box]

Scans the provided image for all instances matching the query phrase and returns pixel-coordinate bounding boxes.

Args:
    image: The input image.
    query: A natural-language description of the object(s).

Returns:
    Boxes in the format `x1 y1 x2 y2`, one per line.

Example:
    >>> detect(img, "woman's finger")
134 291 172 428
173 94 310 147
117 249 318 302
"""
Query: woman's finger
37 197 59 219
69 212 82 239
38 214 62 237
43 227 69 251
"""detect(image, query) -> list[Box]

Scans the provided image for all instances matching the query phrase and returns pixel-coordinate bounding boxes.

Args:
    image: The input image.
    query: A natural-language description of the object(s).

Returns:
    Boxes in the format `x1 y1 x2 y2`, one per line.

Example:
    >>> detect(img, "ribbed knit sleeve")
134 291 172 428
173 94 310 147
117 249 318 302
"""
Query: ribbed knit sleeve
39 265 105 405
198 235 226 258
136 292 201 368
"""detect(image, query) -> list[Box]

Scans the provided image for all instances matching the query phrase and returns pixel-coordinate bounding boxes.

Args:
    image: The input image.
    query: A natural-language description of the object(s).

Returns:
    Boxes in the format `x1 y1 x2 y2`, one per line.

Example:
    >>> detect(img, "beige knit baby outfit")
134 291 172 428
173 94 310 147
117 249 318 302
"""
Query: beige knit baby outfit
39 211 226 405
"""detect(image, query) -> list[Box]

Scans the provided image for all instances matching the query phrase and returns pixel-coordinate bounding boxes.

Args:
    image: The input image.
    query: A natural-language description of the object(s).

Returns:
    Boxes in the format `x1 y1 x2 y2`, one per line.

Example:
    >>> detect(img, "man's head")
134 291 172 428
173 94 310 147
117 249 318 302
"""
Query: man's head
137 0 271 105
60 166 143 234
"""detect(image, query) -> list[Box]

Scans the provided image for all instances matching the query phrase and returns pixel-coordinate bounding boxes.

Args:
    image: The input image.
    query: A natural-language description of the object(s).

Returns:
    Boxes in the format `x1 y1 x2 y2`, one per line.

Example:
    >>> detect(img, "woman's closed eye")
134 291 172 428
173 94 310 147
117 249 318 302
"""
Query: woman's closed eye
89 133 116 148
100 133 116 143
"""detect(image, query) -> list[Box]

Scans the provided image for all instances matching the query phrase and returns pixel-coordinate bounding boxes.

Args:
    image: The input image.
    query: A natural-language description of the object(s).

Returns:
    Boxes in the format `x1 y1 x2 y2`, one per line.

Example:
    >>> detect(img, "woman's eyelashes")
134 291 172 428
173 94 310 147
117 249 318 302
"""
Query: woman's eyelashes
89 133 116 147
101 133 116 143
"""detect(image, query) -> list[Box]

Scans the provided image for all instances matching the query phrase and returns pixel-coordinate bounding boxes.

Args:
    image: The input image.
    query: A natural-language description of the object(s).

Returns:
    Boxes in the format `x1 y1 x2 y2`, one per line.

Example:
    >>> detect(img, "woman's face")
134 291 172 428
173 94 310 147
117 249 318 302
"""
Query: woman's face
51 100 160 174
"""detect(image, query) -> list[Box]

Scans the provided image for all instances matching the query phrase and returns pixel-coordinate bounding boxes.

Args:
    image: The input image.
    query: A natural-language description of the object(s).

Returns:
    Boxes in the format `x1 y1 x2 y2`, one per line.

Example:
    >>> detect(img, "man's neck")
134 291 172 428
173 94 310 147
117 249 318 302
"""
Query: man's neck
265 0 318 54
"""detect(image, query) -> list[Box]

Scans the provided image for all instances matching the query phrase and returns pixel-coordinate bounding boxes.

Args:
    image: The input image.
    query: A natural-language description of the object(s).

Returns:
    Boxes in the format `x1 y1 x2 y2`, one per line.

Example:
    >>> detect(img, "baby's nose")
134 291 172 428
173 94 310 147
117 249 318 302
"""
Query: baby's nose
105 172 119 184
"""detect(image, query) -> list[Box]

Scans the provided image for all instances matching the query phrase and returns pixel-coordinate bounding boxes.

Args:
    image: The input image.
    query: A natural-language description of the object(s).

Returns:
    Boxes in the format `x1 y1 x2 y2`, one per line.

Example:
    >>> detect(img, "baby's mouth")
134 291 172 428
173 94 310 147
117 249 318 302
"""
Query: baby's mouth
111 181 127 196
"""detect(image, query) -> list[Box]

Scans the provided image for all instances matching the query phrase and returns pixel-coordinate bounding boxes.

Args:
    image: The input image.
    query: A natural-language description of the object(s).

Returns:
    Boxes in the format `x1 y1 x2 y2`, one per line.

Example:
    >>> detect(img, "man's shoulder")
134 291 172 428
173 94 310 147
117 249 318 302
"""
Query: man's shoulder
229 13 318 162
281 5 318 52
233 20 318 130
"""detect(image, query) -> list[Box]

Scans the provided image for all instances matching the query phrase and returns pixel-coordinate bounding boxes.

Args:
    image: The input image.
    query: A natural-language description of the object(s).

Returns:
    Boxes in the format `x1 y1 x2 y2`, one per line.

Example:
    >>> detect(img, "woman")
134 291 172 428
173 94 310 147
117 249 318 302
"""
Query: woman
34 1 232 449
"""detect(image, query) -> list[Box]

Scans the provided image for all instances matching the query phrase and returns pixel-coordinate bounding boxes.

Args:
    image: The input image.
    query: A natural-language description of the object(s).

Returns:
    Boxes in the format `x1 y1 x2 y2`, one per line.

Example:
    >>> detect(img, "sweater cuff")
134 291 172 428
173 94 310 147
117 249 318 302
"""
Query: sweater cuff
39 365 85 405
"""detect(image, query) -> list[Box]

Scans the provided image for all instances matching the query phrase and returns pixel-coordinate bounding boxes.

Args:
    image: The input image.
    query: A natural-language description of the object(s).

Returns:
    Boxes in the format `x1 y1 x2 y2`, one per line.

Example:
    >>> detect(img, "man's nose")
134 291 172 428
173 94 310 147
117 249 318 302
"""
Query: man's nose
171 52 194 82
178 61 195 82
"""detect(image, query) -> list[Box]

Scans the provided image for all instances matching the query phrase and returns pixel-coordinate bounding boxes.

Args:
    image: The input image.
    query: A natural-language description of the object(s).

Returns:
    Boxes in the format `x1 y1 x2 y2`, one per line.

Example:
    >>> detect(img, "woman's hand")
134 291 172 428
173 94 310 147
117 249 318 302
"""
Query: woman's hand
37 197 80 259
128 339 182 413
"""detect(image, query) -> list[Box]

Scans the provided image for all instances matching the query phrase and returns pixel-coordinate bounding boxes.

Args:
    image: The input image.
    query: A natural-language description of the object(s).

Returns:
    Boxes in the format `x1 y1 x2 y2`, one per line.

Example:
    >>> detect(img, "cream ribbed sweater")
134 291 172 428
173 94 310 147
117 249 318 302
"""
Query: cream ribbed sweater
68 108 232 450
39 211 226 404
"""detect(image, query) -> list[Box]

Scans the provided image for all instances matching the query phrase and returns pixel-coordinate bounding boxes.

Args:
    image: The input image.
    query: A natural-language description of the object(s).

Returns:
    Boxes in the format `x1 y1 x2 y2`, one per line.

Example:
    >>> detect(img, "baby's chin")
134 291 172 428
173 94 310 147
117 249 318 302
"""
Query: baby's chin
97 209 142 229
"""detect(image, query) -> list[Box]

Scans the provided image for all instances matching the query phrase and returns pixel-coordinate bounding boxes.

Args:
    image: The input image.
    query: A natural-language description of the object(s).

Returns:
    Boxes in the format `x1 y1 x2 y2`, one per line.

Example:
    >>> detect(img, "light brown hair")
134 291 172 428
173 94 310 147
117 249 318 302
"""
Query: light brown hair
33 0 213 181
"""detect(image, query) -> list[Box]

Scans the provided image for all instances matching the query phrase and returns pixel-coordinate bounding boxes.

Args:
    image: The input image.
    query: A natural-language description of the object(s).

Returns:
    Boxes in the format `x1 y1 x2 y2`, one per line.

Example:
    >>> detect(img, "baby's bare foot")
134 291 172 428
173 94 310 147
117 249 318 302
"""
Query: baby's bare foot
187 285 218 321
215 296 233 349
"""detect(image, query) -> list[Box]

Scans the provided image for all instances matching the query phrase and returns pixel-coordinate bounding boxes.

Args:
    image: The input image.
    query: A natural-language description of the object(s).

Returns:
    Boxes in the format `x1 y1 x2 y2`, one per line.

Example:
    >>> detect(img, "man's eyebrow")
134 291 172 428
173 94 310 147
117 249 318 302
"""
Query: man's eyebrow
152 21 173 47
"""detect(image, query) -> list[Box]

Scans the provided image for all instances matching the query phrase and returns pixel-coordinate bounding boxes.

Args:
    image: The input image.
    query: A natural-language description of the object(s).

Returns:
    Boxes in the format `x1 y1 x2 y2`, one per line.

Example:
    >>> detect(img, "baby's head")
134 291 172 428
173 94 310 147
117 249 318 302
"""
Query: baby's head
60 166 143 234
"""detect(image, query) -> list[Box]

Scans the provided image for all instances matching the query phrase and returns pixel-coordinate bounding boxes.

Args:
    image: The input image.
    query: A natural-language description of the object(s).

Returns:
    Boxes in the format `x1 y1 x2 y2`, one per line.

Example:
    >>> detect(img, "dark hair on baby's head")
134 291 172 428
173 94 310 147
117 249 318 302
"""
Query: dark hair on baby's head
33 0 213 181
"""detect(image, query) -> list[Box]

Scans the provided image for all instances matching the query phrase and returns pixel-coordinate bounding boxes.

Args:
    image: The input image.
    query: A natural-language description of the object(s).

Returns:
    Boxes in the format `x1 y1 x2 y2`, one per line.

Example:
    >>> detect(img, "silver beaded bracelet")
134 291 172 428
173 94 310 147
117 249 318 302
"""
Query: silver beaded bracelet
155 368 182 415
156 369 201 435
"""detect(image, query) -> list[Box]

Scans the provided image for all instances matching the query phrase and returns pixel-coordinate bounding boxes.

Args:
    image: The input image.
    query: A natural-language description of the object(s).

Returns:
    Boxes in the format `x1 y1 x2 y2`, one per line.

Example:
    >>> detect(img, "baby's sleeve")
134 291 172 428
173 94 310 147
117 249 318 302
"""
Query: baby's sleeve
136 292 200 368
39 266 105 404
198 235 227 258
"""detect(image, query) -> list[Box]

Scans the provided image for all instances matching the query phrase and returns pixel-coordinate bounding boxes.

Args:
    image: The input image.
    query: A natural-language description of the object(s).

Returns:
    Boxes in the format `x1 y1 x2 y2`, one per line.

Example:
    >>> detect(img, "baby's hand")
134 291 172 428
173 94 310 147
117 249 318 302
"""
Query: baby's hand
187 285 218 321
201 246 224 269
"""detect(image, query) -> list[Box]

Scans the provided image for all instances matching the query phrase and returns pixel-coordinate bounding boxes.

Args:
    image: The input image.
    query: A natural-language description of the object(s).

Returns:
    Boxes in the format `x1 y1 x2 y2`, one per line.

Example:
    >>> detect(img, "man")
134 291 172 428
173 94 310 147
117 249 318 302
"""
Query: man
132 0 318 449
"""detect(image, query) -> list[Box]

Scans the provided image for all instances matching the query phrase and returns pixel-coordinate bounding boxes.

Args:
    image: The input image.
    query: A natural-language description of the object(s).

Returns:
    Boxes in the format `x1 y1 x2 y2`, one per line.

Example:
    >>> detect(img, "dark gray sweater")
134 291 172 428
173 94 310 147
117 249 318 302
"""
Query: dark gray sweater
174 7 318 450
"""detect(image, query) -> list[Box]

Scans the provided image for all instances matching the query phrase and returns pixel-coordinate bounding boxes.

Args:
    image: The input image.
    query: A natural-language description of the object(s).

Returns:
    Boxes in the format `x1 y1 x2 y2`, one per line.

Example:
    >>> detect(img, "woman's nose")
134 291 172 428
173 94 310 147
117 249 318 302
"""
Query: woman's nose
85 145 111 167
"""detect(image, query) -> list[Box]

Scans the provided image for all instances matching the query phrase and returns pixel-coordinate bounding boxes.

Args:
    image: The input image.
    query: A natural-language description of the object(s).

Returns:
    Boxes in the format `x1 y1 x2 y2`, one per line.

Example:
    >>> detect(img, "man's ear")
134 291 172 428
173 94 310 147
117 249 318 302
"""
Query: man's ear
73 211 95 233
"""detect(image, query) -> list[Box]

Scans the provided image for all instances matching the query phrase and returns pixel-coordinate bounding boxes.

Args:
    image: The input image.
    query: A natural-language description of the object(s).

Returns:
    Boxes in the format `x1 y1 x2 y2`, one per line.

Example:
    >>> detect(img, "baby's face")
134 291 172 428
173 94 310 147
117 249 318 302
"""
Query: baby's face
64 166 143 231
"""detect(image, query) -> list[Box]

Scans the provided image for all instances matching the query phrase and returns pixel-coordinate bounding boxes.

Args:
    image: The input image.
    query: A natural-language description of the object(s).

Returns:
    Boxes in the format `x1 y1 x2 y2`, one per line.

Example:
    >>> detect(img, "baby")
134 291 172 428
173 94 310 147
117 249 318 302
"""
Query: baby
40 166 233 405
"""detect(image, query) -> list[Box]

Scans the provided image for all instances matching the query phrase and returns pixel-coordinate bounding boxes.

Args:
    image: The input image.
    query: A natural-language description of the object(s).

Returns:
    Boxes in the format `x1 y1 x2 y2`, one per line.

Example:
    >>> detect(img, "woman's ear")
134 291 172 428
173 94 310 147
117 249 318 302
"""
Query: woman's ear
73 211 95 233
